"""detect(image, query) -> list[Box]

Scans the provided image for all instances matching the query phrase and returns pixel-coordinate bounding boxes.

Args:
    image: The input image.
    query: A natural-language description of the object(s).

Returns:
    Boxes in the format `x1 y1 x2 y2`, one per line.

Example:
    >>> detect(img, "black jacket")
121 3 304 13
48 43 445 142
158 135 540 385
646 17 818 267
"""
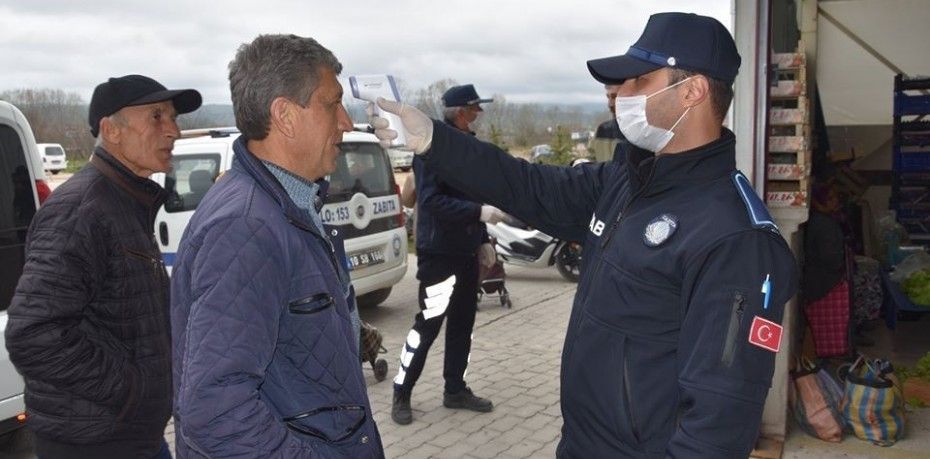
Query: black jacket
801 210 847 302
595 118 624 140
422 123 798 458
6 148 171 458
413 120 487 258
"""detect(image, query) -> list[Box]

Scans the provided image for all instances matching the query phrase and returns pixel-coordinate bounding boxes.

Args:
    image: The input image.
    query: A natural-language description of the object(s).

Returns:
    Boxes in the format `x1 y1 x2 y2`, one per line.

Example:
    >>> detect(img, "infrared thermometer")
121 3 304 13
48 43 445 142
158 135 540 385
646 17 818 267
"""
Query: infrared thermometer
349 74 407 148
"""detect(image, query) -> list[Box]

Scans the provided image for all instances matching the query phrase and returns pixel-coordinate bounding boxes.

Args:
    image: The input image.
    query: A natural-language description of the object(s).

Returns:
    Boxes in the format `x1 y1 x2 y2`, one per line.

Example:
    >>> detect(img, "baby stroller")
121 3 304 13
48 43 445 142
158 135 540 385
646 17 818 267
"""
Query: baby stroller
478 239 512 308
359 321 389 382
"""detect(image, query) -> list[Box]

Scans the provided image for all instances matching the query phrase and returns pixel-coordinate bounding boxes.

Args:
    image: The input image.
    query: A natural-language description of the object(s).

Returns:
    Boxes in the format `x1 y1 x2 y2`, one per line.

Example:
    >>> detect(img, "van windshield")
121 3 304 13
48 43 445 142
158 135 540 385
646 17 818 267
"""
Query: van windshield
327 142 392 200
44 146 64 156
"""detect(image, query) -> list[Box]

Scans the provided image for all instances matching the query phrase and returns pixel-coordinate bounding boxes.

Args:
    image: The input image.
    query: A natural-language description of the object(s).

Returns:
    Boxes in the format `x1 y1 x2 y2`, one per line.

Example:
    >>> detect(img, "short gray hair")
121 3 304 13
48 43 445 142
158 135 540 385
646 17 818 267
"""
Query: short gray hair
95 112 127 146
228 34 342 140
442 106 464 121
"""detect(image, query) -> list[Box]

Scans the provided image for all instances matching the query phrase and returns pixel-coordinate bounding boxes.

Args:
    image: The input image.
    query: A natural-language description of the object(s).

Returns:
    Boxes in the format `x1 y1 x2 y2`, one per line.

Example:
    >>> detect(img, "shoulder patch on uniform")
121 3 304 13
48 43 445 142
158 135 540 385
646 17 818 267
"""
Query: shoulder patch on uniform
732 172 779 232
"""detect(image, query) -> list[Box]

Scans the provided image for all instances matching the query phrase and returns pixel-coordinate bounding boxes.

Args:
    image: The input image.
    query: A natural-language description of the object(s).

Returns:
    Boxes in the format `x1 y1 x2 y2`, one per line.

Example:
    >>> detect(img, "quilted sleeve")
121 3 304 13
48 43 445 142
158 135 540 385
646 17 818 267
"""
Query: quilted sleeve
5 203 139 408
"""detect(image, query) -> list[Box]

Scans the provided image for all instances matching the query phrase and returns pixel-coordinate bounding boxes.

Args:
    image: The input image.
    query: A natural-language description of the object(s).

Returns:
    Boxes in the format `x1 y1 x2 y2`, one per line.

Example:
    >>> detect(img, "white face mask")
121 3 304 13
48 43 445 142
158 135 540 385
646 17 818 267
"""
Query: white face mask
614 77 693 153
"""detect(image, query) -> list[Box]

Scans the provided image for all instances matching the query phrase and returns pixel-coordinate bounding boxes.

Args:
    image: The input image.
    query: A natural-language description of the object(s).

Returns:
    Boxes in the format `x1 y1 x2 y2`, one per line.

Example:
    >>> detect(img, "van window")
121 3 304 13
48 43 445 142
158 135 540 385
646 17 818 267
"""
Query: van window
164 154 221 213
45 146 65 156
0 124 35 310
328 142 392 199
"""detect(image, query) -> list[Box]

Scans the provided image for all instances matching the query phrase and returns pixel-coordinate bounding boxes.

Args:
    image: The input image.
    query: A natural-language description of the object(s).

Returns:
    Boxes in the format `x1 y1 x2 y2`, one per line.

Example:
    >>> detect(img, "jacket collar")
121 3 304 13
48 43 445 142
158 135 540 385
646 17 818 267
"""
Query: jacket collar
90 147 167 210
230 137 325 236
624 128 737 197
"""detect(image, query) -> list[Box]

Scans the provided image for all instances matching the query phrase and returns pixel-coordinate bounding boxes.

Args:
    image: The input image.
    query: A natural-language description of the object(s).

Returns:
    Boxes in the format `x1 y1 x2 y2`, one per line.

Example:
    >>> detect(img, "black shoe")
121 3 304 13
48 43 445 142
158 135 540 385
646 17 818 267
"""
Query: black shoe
392 391 413 425
443 387 493 412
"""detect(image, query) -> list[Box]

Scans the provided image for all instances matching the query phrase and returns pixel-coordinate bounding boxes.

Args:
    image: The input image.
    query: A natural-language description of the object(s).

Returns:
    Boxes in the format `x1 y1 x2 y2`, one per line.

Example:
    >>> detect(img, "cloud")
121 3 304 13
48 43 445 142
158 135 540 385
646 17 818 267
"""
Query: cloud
0 0 729 105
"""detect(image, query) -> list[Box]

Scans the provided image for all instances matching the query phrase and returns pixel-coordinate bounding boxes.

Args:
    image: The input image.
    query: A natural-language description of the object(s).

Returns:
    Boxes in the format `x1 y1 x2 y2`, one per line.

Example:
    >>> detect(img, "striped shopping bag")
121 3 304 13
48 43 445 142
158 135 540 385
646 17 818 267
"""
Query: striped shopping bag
839 356 906 446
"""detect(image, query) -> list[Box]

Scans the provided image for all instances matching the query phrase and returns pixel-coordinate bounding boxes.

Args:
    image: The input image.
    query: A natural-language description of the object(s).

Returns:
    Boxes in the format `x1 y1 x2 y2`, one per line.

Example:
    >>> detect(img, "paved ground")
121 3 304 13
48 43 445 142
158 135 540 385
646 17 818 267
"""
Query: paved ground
360 259 575 459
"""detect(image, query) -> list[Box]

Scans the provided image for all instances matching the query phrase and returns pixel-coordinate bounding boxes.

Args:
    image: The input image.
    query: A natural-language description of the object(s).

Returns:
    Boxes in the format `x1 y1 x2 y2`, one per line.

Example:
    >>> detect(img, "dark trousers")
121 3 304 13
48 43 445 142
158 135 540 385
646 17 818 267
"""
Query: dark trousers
394 254 478 395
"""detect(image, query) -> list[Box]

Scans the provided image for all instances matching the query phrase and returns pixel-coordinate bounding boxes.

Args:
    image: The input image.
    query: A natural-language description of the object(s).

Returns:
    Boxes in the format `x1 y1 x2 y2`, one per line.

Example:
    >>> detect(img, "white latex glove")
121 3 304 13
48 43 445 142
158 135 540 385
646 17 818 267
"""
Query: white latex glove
478 242 497 269
479 205 506 224
368 98 433 154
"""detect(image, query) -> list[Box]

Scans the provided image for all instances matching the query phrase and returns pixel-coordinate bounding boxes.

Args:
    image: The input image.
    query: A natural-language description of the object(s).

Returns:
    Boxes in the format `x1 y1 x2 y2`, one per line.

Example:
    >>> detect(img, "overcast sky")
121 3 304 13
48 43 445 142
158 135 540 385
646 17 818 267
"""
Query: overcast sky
0 0 729 106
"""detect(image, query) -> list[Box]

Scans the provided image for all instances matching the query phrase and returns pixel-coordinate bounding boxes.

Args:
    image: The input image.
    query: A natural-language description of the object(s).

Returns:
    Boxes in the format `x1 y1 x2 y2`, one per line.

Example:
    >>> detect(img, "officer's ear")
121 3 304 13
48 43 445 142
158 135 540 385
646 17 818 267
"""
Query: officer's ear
682 75 710 109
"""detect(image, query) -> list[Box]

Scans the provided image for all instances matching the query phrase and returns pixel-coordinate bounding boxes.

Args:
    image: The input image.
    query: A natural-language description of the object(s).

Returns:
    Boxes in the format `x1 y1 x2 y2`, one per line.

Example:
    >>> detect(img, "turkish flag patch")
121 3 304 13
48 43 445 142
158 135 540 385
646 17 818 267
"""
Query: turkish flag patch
748 316 783 352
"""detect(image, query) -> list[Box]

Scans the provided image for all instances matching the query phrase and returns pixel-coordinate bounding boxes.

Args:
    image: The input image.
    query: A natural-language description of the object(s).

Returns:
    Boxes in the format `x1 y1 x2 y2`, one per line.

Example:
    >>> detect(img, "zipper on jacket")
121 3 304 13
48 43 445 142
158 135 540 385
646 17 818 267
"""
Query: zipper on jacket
622 345 641 444
288 293 335 314
125 247 165 273
599 160 659 249
576 162 660 314
721 290 746 367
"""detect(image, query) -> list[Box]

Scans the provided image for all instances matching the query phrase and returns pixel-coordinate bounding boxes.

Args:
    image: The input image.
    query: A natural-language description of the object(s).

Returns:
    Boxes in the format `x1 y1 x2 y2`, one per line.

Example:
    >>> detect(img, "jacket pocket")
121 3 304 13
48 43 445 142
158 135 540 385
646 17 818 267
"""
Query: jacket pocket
721 290 747 368
621 347 640 445
563 312 642 450
288 293 335 315
283 405 367 443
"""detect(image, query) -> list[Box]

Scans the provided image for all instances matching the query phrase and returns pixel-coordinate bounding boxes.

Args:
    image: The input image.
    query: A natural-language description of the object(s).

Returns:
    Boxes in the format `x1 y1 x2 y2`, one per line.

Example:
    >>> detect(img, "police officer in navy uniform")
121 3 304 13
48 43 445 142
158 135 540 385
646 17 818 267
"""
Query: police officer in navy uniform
390 84 503 425
373 12 798 458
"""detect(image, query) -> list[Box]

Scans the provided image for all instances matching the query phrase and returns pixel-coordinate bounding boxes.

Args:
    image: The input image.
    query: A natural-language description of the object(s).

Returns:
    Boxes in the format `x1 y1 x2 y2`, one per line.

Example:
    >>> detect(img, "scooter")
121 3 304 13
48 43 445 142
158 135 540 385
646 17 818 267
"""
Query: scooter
486 218 582 282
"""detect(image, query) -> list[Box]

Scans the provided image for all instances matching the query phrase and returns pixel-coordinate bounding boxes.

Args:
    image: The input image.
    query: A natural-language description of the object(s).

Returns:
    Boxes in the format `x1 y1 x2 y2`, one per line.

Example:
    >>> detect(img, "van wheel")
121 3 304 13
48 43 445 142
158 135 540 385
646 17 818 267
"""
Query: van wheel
50 170 60 175
358 287 392 308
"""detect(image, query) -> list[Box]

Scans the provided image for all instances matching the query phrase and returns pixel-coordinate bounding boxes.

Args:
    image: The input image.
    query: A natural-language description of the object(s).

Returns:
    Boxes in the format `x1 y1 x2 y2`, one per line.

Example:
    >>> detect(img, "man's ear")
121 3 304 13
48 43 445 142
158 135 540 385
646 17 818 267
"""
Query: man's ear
683 76 710 109
99 116 121 145
269 97 297 138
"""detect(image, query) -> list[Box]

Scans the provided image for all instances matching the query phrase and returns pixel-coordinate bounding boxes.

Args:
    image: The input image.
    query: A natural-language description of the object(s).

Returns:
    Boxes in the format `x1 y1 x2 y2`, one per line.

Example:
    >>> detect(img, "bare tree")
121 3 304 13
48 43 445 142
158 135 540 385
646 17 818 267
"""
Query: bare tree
410 78 458 119
1 88 94 159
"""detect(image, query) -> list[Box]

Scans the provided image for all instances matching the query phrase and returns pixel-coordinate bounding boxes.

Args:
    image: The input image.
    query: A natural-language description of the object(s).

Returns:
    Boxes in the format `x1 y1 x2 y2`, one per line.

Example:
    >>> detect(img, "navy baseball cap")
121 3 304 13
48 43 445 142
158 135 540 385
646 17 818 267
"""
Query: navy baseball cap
89 74 202 137
442 84 493 109
587 12 741 85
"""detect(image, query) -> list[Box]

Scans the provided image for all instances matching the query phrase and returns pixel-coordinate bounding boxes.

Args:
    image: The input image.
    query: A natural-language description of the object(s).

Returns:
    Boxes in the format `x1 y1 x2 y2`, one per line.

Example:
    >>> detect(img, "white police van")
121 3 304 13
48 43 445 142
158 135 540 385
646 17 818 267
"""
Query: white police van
152 127 408 307
0 100 47 450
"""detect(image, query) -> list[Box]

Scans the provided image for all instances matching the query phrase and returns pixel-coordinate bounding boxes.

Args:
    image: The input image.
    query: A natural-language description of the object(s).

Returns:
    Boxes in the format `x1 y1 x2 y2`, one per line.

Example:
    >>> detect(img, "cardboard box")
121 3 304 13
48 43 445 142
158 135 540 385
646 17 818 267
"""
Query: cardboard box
767 164 806 180
766 191 808 208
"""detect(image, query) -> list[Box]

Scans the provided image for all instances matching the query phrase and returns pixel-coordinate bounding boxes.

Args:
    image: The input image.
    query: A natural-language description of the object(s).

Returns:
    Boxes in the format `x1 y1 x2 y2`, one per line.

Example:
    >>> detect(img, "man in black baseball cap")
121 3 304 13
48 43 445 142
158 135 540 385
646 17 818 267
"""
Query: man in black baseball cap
7 74 201 459
369 11 797 457
89 74 202 137
87 74 201 178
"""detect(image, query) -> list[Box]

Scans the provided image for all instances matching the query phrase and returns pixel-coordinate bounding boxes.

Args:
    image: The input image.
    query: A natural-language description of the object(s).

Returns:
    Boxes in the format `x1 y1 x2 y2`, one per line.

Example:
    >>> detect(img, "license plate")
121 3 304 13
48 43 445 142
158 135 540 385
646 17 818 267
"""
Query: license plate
348 248 385 270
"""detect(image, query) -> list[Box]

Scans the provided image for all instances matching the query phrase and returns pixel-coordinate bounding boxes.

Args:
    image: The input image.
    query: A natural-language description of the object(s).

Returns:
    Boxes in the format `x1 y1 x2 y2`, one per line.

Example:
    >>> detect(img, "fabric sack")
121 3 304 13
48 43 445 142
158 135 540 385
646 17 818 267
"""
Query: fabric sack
789 359 845 442
840 356 906 446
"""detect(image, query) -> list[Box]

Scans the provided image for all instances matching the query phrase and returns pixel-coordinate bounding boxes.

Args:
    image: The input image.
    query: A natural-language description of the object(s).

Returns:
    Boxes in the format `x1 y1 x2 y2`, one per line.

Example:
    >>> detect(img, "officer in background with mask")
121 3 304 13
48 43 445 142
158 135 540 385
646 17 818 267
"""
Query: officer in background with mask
369 12 798 458
588 83 628 162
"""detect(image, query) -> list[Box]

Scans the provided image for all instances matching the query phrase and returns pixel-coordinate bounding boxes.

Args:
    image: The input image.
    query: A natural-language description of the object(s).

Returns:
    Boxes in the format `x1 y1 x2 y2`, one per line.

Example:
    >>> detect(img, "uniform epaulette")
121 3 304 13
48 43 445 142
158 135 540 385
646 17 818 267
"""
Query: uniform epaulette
732 171 779 233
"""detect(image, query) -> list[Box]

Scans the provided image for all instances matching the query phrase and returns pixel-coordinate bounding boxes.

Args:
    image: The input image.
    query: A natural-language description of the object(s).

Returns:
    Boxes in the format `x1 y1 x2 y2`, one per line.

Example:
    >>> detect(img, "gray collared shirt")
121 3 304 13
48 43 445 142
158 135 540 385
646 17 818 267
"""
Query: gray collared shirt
261 161 326 236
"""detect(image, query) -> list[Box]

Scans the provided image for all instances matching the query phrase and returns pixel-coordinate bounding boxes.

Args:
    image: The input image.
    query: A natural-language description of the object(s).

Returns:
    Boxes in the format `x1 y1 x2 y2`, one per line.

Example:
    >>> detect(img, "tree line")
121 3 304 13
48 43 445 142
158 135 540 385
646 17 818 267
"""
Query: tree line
2 81 609 160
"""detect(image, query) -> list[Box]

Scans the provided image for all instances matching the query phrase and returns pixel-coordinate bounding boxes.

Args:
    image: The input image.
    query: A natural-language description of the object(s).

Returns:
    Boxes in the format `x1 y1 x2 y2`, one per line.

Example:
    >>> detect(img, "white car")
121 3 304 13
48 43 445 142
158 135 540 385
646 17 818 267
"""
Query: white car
36 143 68 174
387 147 413 171
0 101 48 446
152 127 408 307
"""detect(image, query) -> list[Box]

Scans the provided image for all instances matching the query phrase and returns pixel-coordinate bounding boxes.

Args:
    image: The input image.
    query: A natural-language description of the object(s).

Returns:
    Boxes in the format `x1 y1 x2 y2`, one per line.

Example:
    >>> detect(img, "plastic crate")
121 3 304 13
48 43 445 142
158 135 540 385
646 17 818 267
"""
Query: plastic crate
894 93 930 116
896 151 930 171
